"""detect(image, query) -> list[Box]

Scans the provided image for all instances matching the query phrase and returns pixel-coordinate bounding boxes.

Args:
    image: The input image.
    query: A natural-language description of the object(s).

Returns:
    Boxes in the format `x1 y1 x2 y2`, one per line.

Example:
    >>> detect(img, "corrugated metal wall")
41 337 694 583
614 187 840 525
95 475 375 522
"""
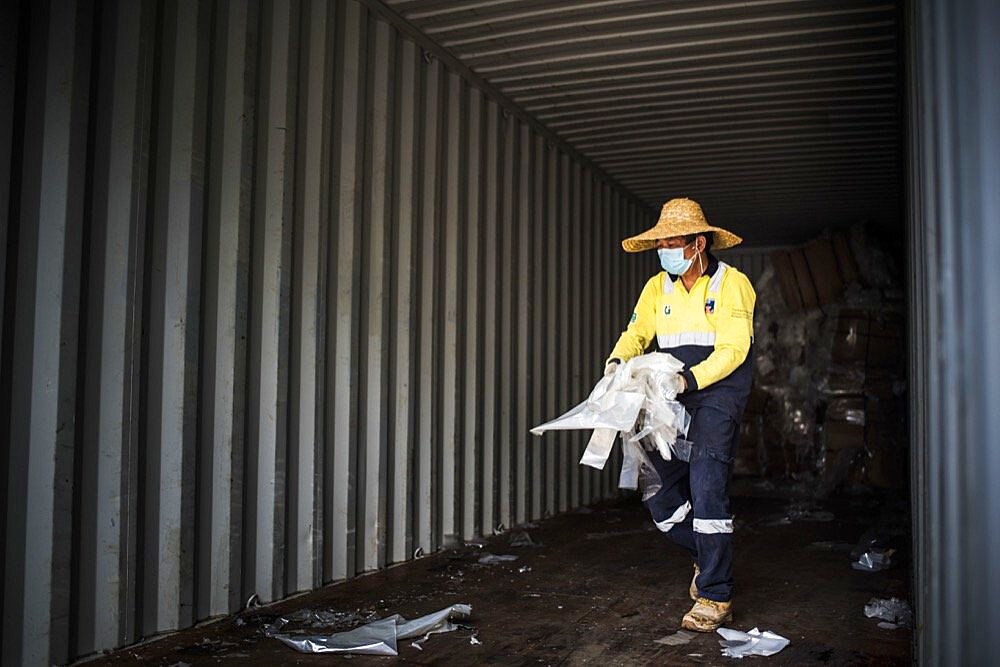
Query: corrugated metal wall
907 0 1000 663
715 246 783 286
0 1 653 663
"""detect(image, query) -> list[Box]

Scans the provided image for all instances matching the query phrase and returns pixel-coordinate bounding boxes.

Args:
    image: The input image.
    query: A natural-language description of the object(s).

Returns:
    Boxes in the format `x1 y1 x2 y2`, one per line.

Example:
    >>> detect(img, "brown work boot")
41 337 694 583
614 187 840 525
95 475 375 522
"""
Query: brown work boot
689 563 700 601
681 597 733 632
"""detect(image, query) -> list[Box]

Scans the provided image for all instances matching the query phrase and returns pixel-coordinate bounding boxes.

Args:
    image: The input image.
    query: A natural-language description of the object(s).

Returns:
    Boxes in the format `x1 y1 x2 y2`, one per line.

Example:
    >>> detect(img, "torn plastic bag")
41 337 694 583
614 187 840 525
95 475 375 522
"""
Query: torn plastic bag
531 353 691 480
270 604 471 655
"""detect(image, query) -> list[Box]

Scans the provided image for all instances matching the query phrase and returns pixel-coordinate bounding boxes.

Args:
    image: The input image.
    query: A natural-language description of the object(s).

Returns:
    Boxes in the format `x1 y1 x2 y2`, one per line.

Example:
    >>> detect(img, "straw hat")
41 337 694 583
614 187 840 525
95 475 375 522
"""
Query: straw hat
622 197 742 252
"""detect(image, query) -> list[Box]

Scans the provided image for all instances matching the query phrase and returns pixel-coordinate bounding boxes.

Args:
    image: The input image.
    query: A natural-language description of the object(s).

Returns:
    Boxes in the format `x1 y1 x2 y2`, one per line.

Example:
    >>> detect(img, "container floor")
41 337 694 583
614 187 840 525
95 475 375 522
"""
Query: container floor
88 485 912 666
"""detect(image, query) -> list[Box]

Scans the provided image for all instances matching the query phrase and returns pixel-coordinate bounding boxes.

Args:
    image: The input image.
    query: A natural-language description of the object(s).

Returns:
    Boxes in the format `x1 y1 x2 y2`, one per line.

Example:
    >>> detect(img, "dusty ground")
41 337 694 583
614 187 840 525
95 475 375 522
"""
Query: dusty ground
86 484 912 666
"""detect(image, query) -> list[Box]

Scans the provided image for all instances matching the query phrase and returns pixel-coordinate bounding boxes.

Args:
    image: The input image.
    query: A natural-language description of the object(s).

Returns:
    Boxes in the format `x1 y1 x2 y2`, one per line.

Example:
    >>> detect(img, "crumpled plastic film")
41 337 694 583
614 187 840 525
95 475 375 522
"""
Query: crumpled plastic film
531 353 691 482
717 627 790 658
270 604 472 655
864 597 913 627
618 437 663 501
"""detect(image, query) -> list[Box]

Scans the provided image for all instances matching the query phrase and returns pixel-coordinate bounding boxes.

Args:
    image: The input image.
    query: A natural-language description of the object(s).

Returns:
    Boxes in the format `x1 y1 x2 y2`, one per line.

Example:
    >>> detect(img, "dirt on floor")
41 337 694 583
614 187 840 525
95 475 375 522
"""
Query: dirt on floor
85 483 912 666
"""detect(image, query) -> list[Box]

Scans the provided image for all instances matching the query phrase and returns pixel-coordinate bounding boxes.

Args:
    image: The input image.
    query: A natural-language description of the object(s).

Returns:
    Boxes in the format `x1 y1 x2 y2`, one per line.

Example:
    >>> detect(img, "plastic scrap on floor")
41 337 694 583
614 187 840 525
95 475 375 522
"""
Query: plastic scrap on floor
864 597 913 628
654 629 697 646
531 353 691 483
478 553 518 565
852 547 895 571
717 627 790 658
509 531 542 548
269 604 472 655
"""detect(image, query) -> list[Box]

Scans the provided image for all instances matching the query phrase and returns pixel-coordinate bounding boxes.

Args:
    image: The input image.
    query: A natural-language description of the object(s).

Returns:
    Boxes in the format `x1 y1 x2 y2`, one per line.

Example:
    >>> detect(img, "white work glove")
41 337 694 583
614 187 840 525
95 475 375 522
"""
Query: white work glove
670 373 687 396
603 359 620 377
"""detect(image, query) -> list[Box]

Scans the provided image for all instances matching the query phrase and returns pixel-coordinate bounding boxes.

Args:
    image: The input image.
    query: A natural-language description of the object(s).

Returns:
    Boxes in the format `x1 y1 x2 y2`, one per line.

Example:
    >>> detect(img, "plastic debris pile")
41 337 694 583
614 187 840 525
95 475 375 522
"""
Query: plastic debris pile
531 352 691 498
733 223 908 495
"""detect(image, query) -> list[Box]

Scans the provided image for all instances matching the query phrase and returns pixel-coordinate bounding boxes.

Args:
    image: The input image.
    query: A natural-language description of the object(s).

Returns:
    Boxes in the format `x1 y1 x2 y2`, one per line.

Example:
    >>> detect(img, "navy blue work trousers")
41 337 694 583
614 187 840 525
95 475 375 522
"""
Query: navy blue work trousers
642 405 739 602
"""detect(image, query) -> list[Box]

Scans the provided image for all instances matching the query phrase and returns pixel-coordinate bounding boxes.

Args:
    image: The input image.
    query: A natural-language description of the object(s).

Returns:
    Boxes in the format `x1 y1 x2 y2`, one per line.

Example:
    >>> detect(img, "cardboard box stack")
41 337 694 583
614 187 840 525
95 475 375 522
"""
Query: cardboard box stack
738 223 907 494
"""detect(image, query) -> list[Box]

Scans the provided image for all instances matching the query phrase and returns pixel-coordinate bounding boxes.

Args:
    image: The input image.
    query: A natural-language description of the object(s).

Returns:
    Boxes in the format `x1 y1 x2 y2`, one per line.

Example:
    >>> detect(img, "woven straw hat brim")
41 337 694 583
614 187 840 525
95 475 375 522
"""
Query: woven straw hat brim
622 224 742 253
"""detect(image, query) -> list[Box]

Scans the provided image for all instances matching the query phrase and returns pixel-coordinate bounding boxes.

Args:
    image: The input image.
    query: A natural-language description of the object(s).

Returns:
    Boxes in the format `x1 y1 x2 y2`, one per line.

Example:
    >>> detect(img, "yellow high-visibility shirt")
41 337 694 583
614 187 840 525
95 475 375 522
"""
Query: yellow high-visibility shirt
608 260 755 392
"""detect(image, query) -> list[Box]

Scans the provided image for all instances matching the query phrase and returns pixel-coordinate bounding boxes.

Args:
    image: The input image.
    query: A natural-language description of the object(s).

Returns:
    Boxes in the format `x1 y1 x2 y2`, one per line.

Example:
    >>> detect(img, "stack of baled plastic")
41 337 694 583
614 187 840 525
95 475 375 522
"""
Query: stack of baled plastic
734 222 907 494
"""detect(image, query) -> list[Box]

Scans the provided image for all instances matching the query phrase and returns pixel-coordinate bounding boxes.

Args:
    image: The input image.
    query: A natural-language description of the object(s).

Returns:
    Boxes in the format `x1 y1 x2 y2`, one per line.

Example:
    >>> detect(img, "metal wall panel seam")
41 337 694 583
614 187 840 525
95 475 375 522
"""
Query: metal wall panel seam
245 0 293 604
525 134 552 521
557 152 571 513
197 0 251 622
325 0 365 582
0 0 18 362
580 170 594 504
439 70 464 547
357 15 393 575
75 0 145 654
544 146 558 517
480 99 499 534
565 160 577 510
568 161 582 509
118 2 161 645
413 57 441 556
903 1 927 660
388 38 418 566
498 110 516 529
460 88 482 542
140 0 205 636
2 0 87 662
286 0 329 594
514 122 531 526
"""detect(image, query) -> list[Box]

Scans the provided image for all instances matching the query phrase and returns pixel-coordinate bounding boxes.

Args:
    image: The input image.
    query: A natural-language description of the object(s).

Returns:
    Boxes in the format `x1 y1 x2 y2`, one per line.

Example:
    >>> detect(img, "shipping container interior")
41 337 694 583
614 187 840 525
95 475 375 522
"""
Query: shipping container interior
1 0 998 665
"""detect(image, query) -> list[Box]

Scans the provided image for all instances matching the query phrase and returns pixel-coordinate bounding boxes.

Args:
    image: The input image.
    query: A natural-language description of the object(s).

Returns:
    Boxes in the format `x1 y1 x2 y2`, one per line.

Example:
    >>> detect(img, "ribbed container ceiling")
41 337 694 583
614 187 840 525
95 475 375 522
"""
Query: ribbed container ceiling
385 0 902 244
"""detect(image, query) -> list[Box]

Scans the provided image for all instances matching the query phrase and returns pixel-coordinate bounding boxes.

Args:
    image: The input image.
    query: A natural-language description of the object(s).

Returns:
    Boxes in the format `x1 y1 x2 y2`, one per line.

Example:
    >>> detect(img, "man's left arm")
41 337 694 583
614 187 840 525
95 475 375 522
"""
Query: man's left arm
681 272 756 391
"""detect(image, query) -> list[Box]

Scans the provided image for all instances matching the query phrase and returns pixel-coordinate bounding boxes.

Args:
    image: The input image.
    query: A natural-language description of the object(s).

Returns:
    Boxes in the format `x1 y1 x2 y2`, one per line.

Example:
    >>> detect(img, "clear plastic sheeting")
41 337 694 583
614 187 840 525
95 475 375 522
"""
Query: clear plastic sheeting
864 598 913 628
618 437 663 501
717 627 791 658
531 353 691 484
852 547 894 571
268 604 472 655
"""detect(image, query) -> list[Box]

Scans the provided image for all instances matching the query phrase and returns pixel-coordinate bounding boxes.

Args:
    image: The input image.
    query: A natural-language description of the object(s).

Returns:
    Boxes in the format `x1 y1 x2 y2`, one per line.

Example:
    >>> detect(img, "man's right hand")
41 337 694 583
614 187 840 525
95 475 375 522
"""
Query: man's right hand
604 359 620 377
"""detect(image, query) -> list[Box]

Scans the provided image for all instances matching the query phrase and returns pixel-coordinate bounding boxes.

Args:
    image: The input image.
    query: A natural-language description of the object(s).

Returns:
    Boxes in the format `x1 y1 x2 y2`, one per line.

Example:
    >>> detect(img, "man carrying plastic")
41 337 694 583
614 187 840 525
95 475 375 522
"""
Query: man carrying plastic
604 197 756 631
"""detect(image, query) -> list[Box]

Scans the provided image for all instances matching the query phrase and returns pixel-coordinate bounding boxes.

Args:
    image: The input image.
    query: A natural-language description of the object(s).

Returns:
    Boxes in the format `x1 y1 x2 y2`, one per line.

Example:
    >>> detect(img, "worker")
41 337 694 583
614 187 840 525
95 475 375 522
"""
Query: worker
604 197 755 632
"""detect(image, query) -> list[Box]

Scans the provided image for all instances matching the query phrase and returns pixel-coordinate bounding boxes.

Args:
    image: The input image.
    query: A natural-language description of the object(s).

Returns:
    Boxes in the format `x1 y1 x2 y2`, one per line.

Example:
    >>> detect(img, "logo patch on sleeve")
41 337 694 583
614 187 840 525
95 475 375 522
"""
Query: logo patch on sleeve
704 299 716 314
663 305 672 316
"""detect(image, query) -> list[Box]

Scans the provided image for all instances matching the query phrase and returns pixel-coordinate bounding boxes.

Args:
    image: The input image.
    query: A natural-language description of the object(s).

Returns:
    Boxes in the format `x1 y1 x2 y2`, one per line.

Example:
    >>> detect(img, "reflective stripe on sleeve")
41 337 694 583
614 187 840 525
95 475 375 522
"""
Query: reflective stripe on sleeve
693 518 734 534
654 501 692 533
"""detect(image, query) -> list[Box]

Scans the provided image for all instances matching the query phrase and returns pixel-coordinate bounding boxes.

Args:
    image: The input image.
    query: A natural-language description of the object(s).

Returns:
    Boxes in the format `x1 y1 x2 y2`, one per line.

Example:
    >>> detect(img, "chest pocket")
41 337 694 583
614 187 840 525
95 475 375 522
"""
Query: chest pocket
656 262 728 348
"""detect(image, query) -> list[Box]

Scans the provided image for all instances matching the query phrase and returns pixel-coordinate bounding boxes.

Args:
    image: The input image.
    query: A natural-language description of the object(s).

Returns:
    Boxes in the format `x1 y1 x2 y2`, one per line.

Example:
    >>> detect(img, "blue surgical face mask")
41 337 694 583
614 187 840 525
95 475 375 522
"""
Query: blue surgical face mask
658 243 695 275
